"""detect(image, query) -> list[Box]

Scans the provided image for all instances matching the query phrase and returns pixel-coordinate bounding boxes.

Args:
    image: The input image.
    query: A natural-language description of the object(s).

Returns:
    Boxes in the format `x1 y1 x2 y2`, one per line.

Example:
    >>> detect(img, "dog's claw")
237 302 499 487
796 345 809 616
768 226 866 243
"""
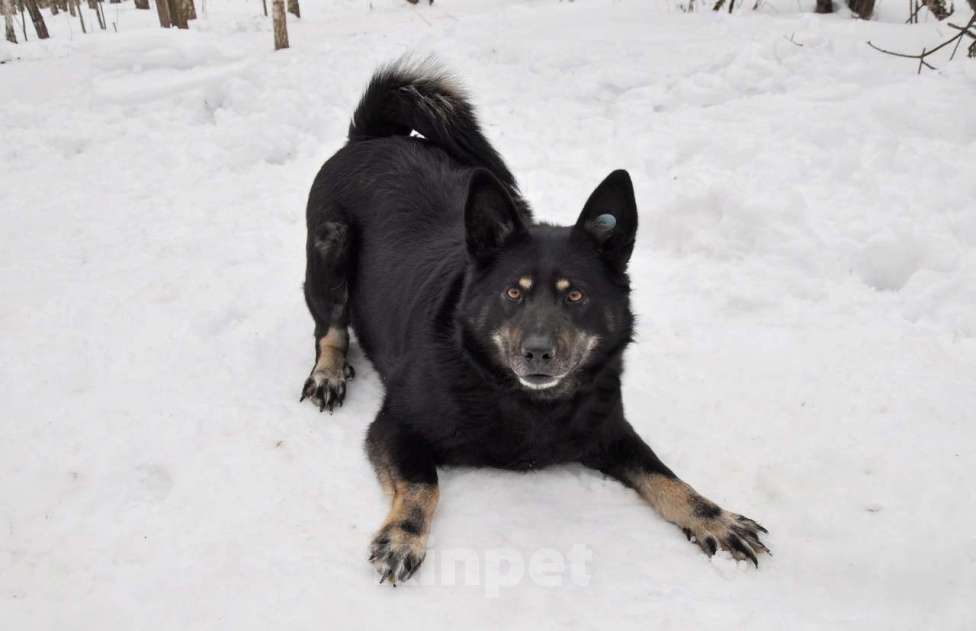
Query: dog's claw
736 514 768 534
703 536 718 557
399 555 420 583
729 533 759 567
300 363 355 413
369 529 426 587
732 524 769 555
683 509 769 566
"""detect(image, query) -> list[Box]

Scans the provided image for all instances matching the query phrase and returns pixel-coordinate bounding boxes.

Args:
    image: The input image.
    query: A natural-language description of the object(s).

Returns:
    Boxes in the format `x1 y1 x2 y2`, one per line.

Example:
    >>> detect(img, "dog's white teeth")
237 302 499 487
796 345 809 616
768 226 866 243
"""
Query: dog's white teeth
517 376 562 390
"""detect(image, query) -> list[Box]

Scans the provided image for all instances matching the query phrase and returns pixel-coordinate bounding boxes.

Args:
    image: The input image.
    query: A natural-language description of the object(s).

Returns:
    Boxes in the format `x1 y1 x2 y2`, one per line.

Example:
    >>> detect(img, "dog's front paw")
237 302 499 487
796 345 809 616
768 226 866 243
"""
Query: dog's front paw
300 363 355 413
368 524 427 586
682 509 769 567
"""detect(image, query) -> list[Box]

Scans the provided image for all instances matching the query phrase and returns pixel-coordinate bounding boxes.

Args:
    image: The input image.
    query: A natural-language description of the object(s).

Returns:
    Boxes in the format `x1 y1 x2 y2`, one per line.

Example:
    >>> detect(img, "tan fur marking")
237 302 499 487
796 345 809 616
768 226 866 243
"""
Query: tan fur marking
625 470 769 563
374 480 439 574
382 481 439 535
556 278 570 291
492 324 516 360
518 276 533 290
314 327 348 376
630 473 698 526
376 468 394 497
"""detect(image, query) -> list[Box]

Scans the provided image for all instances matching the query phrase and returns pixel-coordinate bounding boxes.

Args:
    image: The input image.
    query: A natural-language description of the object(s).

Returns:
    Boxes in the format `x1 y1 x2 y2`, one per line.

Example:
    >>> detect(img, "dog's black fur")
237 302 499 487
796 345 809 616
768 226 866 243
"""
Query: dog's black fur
301 60 769 584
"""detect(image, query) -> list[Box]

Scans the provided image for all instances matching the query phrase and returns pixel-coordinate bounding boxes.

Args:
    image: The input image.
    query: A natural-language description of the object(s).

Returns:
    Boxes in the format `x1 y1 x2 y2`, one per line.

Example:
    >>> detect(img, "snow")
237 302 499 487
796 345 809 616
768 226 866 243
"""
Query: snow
2 1 975 629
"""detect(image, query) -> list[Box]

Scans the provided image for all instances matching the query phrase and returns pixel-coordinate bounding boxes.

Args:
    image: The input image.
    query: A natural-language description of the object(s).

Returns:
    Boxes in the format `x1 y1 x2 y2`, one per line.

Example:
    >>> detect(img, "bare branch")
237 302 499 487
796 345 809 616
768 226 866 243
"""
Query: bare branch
867 12 976 72
783 32 804 47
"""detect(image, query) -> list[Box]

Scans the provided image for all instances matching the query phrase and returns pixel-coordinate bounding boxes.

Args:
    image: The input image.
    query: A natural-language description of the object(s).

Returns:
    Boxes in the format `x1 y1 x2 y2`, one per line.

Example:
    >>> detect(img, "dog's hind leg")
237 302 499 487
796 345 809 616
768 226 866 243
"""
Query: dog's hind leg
301 219 355 413
365 408 439 585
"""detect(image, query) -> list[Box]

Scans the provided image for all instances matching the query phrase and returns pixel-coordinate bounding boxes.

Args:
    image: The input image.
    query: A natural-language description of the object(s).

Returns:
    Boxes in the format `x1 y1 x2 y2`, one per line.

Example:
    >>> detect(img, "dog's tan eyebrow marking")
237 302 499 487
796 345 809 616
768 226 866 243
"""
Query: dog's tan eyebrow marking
555 278 570 291
518 276 533 290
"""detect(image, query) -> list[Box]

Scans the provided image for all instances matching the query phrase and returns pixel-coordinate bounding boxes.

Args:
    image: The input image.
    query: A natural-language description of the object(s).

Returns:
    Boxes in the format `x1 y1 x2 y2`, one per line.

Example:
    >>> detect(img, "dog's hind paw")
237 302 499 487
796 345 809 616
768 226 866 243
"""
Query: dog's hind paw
368 526 426 586
682 509 770 567
300 363 355 413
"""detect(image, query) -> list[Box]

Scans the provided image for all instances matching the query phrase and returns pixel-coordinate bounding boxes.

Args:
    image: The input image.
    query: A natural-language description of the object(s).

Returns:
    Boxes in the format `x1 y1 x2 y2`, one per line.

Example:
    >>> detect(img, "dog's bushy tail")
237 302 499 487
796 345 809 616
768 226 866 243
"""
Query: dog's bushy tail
348 58 528 215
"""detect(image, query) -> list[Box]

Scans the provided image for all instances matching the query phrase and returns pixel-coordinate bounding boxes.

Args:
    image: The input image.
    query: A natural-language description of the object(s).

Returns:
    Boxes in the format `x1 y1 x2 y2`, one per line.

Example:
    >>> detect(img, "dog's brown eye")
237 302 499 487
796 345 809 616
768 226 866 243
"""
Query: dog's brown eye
567 289 584 303
506 287 522 301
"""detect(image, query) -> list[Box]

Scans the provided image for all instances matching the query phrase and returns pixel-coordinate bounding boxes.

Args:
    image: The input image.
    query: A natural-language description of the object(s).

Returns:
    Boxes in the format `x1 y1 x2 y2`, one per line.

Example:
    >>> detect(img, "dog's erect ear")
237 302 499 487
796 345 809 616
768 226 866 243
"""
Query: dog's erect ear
465 169 527 262
573 170 638 272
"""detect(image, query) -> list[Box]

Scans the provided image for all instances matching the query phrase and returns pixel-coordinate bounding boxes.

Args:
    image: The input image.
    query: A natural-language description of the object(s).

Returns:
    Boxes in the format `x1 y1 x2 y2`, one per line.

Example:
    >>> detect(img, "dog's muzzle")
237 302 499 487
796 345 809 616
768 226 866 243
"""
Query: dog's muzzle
512 334 568 390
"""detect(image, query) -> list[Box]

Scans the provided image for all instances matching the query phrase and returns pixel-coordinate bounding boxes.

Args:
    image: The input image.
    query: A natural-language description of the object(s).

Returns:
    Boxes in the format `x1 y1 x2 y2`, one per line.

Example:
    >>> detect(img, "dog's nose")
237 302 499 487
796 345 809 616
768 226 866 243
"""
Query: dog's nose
521 335 556 364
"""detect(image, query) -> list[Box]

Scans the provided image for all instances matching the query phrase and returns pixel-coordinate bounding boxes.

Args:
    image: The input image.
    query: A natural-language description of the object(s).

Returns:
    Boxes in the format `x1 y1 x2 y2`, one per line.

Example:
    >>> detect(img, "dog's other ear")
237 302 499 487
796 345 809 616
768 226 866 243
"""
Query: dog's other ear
465 168 527 262
573 170 638 272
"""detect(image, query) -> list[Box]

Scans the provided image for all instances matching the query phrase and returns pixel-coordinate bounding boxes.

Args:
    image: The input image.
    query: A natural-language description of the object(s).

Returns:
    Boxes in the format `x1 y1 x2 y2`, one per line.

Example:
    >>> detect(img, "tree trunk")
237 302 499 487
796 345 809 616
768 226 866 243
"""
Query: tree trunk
921 0 950 19
94 0 105 29
169 0 190 28
167 0 183 28
848 0 874 17
50 0 58 15
67 0 74 16
73 0 84 31
186 0 194 19
3 0 16 43
18 0 27 41
261 0 266 16
134 0 148 7
153 0 169 26
814 0 832 11
272 0 287 50
23 0 48 38
287 0 298 18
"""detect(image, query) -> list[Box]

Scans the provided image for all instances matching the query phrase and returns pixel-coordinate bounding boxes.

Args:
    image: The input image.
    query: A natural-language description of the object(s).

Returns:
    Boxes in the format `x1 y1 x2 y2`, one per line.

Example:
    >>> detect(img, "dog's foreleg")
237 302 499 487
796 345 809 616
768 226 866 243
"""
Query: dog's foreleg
585 424 769 565
365 411 439 585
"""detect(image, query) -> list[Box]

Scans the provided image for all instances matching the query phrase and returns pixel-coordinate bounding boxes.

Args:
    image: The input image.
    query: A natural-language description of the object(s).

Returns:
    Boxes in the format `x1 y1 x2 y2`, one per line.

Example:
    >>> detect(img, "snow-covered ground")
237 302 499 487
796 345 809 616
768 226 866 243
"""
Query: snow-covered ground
2 1 975 629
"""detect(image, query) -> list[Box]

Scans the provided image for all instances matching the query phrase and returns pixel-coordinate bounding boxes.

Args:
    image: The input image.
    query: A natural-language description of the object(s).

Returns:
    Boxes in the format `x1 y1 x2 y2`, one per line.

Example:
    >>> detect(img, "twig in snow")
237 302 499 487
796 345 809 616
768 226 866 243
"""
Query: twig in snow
783 32 804 47
905 0 922 23
867 12 976 73
947 20 976 59
867 40 937 72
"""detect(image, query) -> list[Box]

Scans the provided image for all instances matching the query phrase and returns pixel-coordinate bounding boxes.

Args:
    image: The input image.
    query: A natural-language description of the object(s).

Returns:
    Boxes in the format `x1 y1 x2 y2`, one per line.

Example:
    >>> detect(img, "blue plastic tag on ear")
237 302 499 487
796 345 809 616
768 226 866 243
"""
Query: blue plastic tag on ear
593 213 616 231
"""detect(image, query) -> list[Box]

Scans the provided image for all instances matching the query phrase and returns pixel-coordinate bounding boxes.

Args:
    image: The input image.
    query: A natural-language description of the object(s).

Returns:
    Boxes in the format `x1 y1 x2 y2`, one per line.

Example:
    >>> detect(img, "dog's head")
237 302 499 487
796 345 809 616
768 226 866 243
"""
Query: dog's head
458 169 637 399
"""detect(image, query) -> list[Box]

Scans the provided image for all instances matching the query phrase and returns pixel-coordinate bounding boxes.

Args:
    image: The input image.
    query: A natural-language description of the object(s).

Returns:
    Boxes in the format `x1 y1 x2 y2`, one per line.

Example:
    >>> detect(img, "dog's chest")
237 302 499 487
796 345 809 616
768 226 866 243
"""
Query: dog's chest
447 399 592 470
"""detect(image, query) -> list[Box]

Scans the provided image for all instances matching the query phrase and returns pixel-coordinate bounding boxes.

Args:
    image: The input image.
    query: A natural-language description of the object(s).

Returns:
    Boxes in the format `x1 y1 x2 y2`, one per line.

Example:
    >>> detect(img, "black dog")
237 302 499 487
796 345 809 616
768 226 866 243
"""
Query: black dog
300 60 768 584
